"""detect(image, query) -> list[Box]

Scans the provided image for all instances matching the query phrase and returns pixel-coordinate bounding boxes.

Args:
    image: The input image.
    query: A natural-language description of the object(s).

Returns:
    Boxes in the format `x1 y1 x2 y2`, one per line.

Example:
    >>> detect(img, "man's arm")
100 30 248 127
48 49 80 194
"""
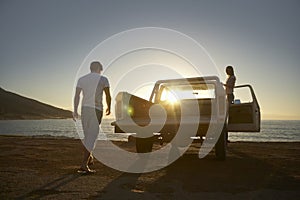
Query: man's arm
73 87 82 120
104 87 111 115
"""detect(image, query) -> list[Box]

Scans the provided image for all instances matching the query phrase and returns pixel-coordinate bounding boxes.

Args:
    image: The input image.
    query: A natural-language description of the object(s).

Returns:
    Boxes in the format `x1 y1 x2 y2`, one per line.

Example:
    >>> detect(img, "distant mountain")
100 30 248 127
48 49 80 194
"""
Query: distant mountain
0 87 72 120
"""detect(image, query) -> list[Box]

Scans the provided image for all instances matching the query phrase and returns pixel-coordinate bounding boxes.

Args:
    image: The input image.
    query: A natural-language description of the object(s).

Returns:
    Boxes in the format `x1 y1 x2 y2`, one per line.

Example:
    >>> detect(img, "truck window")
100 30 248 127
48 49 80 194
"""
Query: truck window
160 83 215 103
234 86 253 103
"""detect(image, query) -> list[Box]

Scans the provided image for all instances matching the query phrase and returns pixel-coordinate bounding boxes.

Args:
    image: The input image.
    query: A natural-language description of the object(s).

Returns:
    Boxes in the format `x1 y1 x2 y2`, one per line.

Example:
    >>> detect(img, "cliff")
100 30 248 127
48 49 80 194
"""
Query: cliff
0 87 72 120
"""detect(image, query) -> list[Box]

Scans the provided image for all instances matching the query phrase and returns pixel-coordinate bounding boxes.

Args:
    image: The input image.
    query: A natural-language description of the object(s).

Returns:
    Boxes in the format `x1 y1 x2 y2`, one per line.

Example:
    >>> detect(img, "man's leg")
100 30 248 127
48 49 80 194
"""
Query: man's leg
83 109 102 168
81 147 91 170
80 107 99 172
88 154 94 165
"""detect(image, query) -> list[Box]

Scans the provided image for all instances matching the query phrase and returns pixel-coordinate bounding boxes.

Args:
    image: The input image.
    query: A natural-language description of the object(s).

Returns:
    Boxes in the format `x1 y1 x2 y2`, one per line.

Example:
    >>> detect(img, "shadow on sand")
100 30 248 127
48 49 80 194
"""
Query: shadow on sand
16 173 82 200
88 145 299 199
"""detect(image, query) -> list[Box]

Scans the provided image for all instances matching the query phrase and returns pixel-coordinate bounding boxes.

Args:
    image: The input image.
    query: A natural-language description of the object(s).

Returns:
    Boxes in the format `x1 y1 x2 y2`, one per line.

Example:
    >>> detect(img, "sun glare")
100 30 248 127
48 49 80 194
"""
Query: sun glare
166 93 178 104
161 89 178 104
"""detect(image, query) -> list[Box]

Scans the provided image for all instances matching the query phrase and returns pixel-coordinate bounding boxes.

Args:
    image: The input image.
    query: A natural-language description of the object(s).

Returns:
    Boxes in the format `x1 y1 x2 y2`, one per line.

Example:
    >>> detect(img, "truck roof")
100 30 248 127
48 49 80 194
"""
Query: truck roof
155 76 221 85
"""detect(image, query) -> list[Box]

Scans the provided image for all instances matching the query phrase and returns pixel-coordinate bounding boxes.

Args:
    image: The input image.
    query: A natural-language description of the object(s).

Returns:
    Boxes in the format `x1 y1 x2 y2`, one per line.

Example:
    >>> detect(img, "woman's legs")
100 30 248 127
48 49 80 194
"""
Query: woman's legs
227 93 234 104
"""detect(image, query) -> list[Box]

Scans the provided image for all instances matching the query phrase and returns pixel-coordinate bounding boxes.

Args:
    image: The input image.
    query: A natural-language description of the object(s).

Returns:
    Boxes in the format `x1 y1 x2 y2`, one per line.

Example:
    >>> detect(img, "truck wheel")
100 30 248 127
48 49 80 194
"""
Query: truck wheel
215 125 227 160
136 136 154 153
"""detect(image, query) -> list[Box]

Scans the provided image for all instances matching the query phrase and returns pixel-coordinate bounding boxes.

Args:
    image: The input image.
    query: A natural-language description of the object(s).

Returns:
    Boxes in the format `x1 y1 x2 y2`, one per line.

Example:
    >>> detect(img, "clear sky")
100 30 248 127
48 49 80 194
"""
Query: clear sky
0 0 299 120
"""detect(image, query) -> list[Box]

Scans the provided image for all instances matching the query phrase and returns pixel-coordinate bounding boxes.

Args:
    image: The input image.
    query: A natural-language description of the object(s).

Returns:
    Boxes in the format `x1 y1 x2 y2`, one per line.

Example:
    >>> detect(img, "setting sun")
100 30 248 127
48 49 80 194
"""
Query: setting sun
161 89 178 104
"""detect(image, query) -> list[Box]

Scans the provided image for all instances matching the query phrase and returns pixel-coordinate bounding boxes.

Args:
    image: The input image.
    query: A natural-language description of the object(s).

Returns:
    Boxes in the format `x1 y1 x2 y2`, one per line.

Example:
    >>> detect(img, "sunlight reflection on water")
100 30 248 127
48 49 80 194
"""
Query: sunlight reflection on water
0 119 299 142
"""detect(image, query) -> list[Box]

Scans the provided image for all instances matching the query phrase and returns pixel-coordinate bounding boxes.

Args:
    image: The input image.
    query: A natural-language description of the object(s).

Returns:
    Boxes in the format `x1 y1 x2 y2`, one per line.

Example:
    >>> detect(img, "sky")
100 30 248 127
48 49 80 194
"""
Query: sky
0 0 300 120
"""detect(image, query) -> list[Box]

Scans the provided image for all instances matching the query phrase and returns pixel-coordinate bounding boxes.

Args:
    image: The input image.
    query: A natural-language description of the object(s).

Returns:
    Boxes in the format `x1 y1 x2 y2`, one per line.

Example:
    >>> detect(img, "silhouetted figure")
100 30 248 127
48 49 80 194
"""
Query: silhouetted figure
224 66 236 104
223 65 236 143
73 61 111 173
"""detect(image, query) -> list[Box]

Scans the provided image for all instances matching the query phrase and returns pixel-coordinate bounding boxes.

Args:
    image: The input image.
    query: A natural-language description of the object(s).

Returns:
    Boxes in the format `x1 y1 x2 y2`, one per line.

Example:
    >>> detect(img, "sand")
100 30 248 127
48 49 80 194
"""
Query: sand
0 135 299 199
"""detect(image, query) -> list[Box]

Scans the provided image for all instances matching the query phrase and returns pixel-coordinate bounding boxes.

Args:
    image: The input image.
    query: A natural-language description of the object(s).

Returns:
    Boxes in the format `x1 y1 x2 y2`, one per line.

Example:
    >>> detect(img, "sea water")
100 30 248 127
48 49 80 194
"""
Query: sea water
0 119 299 142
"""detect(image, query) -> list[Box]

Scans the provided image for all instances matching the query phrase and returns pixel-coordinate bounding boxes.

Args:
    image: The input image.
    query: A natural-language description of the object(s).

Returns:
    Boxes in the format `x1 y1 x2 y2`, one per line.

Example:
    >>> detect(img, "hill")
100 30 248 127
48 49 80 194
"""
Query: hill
0 87 72 120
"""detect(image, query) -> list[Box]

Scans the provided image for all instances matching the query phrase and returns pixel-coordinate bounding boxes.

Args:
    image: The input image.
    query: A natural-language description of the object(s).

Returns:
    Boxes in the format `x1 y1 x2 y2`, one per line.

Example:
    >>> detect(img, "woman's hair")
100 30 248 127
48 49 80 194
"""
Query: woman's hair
226 66 234 76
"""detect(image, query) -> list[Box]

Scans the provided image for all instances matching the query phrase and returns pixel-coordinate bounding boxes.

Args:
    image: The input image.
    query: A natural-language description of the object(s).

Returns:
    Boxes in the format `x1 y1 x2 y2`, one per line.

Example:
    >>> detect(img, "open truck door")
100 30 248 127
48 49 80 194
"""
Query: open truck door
227 85 260 132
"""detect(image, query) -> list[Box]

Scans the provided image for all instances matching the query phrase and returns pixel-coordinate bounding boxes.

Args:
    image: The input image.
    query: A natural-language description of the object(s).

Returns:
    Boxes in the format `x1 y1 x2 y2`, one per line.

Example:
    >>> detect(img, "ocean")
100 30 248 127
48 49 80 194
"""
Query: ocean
0 119 299 142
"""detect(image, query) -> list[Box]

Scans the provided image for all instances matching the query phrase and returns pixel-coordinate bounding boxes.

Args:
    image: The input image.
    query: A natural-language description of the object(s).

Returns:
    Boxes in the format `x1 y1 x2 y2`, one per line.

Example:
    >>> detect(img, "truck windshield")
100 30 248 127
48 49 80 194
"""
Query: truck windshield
160 83 215 102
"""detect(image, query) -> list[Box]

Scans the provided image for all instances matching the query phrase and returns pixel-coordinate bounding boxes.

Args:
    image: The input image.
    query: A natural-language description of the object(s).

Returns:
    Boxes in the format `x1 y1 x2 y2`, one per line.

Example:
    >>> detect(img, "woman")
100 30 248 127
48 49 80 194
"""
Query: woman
223 66 236 143
224 66 236 104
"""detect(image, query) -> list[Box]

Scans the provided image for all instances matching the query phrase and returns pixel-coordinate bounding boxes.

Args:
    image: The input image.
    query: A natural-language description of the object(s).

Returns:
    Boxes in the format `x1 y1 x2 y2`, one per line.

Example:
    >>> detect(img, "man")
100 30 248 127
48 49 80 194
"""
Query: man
73 61 111 173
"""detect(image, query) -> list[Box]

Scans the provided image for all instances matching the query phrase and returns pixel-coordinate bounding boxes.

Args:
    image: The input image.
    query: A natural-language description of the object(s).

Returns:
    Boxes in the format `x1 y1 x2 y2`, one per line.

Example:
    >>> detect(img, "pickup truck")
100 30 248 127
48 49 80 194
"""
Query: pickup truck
112 76 260 160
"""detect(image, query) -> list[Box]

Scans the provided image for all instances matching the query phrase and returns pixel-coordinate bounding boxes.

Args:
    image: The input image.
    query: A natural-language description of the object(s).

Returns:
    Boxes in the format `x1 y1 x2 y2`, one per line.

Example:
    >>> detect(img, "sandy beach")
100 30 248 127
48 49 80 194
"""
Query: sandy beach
0 136 299 199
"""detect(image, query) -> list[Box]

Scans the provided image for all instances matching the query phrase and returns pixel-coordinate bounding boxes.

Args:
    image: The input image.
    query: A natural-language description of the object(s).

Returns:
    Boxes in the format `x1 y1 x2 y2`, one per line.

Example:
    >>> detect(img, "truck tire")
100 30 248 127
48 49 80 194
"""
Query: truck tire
215 125 227 160
136 136 154 153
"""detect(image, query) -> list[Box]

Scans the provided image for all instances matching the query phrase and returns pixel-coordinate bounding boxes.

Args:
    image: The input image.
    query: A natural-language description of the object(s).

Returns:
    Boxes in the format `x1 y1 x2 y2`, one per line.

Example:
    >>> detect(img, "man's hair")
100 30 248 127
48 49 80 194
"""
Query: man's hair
90 61 103 72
